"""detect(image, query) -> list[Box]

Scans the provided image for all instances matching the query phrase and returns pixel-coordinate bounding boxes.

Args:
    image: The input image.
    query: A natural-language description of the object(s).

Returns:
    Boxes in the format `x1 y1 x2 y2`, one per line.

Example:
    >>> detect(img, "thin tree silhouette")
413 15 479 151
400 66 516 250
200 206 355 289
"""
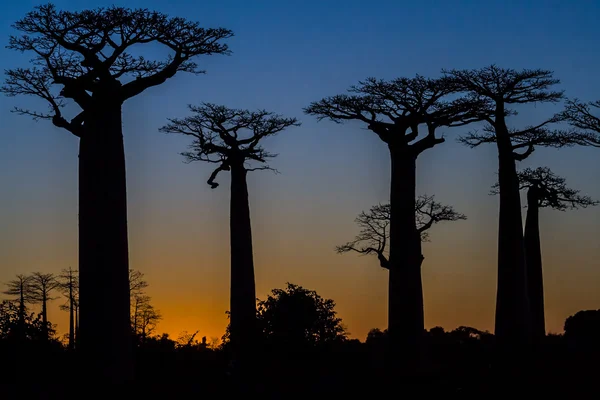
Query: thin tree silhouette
0 3 232 381
160 103 300 383
442 65 592 358
2 274 33 341
491 167 598 344
304 75 488 369
560 99 600 146
336 195 466 270
28 272 60 340
58 267 78 350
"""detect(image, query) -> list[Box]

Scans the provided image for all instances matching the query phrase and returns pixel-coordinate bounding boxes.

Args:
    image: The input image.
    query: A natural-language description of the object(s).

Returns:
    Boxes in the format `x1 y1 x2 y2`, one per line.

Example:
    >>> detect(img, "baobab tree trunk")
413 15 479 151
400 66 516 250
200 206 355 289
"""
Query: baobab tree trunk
387 144 424 373
524 186 545 345
228 159 257 386
493 114 532 364
78 90 132 383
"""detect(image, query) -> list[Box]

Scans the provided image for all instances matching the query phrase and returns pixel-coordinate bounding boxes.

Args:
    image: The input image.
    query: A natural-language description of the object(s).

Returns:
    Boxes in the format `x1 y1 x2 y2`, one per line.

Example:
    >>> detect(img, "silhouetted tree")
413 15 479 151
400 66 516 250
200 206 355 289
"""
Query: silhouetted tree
129 269 149 332
564 310 600 351
492 167 597 344
161 103 300 375
0 3 232 381
0 300 55 342
560 99 600 146
58 267 78 350
2 274 33 340
443 65 590 355
257 283 347 349
337 195 466 269
28 272 60 340
305 77 486 368
132 297 162 341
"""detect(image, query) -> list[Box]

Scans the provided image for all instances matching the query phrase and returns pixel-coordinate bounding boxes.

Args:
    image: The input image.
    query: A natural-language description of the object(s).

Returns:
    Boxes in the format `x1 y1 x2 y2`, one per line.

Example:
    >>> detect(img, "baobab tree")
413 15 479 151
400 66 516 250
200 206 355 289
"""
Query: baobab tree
561 99 600 146
304 76 488 367
443 65 590 355
337 195 466 270
0 3 232 380
58 267 78 349
491 167 597 344
28 272 60 340
161 103 300 378
2 274 33 340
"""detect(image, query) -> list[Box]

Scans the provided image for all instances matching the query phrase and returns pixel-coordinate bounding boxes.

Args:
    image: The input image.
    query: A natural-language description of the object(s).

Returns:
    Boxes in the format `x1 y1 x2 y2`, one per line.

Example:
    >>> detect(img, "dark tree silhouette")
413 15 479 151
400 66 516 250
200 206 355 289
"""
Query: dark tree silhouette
135 300 162 341
0 3 232 381
560 99 600 146
2 274 33 340
304 76 487 367
564 309 600 351
256 283 347 349
129 269 149 332
28 272 60 340
58 267 78 349
443 65 589 355
0 300 55 342
161 103 300 375
337 195 466 270
491 167 597 344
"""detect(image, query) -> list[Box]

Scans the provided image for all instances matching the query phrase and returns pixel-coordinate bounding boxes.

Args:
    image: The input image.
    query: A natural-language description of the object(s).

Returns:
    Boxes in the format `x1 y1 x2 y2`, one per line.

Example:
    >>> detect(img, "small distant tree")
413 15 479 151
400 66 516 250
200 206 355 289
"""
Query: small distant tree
58 267 78 349
256 283 347 350
129 269 149 330
136 301 162 341
28 272 60 340
337 195 466 270
1 3 233 380
492 167 597 343
443 65 594 355
161 103 300 371
2 274 33 340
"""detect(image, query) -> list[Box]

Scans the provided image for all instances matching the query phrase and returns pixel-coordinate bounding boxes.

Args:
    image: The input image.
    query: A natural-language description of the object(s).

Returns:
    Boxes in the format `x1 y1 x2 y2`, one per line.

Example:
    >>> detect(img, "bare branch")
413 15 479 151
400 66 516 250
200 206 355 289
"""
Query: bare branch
305 75 492 150
161 103 300 188
491 167 599 211
337 196 466 269
560 98 600 147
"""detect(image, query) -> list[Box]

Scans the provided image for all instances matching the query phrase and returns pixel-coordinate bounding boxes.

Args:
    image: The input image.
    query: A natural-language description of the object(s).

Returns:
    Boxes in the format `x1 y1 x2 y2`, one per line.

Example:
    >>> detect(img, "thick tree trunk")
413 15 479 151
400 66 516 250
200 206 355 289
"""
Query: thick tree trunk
493 114 531 361
228 160 257 386
78 94 131 383
387 145 424 372
524 187 545 344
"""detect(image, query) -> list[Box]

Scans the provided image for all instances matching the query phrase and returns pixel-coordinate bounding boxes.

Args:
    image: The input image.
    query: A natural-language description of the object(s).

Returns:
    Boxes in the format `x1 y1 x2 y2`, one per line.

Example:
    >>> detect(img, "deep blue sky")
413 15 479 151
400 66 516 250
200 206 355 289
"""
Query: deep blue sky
0 1 599 340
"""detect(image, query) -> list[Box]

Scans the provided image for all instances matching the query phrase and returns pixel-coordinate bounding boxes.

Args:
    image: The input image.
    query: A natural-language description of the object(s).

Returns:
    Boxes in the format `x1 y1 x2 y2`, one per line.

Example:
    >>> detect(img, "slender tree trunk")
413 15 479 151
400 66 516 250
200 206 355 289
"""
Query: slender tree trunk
78 91 132 383
42 292 48 339
75 305 79 349
69 280 74 350
524 186 545 345
18 287 25 341
229 159 257 387
493 112 531 363
387 144 424 373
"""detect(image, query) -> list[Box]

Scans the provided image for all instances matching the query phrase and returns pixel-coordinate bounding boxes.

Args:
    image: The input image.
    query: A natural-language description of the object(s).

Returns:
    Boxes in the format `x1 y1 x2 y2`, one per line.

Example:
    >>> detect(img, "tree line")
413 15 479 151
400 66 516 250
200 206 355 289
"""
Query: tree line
1 3 599 385
1 268 161 348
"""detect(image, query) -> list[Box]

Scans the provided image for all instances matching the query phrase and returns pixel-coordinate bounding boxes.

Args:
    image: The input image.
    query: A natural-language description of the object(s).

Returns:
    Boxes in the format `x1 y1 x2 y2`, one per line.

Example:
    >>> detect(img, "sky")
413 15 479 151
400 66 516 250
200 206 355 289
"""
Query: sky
0 0 599 343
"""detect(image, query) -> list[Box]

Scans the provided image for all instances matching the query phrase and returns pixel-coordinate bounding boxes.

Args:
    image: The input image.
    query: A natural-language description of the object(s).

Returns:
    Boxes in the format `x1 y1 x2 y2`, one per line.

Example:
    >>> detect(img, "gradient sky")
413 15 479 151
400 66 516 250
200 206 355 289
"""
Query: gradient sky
0 0 599 343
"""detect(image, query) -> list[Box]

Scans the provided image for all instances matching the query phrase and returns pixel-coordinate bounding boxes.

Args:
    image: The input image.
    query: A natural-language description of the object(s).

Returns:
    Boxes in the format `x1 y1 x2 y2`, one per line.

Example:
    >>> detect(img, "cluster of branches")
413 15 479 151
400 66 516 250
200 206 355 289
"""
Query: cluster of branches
160 103 300 188
336 195 466 269
0 3 233 136
129 269 162 340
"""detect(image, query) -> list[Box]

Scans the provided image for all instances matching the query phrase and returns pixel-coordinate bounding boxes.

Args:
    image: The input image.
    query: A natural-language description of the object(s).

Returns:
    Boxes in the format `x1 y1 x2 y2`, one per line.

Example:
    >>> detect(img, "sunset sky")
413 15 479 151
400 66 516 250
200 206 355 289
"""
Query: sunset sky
0 0 598 343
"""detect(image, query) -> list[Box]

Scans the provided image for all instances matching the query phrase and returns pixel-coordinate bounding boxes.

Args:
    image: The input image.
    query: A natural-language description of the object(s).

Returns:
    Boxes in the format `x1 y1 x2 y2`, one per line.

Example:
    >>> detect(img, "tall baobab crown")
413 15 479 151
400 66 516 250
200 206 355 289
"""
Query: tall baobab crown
304 75 491 154
1 3 233 135
160 103 300 188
